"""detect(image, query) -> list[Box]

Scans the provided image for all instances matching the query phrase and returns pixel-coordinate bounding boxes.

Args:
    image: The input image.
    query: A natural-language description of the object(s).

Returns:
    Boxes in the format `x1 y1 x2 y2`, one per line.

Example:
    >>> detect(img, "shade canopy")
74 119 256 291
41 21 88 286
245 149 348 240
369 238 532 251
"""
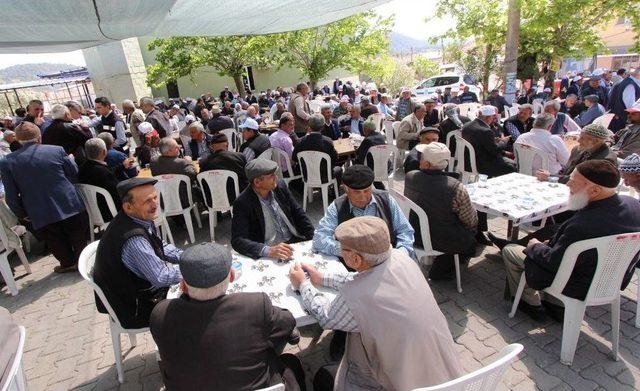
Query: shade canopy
0 0 388 53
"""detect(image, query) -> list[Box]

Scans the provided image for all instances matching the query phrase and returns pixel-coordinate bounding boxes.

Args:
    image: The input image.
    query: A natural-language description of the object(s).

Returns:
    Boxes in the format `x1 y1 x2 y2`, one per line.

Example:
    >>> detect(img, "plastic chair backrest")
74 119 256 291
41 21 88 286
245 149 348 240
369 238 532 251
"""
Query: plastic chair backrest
592 113 615 129
384 120 394 141
309 101 322 114
532 99 544 115
197 170 239 212
75 183 118 226
366 144 397 182
368 113 385 133
78 241 125 329
256 384 285 391
513 143 550 175
458 103 480 119
297 151 333 187
392 121 401 143
547 232 640 306
507 106 520 117
1 326 27 391
389 189 438 254
153 174 194 215
220 128 239 151
454 135 478 182
411 344 523 391
446 130 461 155
271 148 298 180
257 148 274 161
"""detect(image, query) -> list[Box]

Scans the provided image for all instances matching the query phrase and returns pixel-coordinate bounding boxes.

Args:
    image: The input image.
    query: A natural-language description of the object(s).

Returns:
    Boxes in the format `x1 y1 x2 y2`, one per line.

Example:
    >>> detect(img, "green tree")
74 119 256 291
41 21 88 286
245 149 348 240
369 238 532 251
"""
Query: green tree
411 56 441 80
443 41 502 97
276 12 393 90
380 60 416 96
146 35 281 97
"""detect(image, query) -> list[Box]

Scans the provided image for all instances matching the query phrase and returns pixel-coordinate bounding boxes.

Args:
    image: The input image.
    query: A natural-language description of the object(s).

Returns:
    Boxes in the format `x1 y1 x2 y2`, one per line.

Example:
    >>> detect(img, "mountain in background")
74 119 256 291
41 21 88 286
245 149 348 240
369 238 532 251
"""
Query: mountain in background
390 32 438 54
0 63 80 84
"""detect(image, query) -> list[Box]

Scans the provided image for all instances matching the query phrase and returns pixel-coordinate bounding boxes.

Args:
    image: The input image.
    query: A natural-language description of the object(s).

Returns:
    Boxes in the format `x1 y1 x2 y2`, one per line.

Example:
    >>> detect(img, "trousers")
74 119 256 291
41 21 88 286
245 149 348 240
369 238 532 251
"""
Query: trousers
36 212 89 267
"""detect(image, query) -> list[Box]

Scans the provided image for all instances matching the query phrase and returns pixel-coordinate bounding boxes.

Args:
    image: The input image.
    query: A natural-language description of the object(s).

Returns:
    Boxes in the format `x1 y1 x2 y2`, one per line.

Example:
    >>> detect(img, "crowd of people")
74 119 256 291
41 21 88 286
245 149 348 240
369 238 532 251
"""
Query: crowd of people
1 68 640 390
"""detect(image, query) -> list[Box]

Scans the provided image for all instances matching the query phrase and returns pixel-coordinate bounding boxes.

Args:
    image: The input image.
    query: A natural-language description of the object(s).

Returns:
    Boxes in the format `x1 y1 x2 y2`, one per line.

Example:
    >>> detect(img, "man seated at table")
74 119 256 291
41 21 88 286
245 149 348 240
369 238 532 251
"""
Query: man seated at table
332 96 350 119
513 113 570 175
239 118 271 162
320 104 340 140
503 104 534 141
269 113 297 177
338 105 363 137
537 123 616 184
150 137 199 207
359 96 379 120
92 178 184 329
438 104 471 154
313 165 415 262
291 216 463 390
422 98 440 127
404 127 440 173
98 133 138 180
199 132 249 196
231 159 314 259
292 114 342 185
499 160 640 321
405 143 478 280
354 119 386 167
611 100 640 159
206 105 235 133
184 122 211 161
397 103 426 152
574 95 604 127
620 153 640 193
544 100 581 135
461 105 515 178
150 243 305 391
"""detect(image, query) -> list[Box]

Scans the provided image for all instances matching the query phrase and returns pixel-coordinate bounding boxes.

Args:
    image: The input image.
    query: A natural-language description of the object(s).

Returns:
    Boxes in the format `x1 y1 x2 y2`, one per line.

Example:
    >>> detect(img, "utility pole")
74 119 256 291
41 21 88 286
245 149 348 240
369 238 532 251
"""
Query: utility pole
503 0 521 104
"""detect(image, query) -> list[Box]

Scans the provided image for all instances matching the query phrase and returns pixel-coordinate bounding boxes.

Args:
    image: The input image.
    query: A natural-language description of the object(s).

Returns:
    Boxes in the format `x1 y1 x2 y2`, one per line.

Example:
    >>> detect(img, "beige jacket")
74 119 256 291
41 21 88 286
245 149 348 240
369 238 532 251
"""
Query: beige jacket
129 109 146 145
396 113 423 151
287 92 311 134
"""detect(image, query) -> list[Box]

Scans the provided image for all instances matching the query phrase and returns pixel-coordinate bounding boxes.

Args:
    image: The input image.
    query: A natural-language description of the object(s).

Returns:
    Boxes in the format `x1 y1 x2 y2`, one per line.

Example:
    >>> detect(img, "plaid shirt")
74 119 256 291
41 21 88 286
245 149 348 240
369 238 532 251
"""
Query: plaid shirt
451 182 478 231
299 271 359 332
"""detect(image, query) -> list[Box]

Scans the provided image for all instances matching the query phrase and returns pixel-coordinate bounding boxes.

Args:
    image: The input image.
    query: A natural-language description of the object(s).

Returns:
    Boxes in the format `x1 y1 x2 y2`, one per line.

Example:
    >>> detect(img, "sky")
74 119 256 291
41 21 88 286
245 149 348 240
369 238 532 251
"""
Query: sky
0 0 444 70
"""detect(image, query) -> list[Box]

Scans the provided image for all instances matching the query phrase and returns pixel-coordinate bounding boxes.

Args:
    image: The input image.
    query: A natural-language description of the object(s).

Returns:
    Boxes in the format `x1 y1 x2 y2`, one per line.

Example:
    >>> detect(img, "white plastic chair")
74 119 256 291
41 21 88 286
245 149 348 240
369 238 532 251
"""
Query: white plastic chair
220 128 241 151
391 121 401 146
308 100 322 114
367 113 385 133
0 222 32 297
592 113 615 129
297 151 339 214
153 174 202 244
256 384 285 391
454 135 478 184
1 326 27 391
411 343 523 391
271 148 302 188
513 143 550 176
197 170 239 242
257 147 274 161
76 184 118 241
635 268 640 328
458 103 480 119
507 106 520 117
390 189 463 293
532 99 544 115
509 232 640 365
78 241 148 384
383 120 394 142
366 144 397 189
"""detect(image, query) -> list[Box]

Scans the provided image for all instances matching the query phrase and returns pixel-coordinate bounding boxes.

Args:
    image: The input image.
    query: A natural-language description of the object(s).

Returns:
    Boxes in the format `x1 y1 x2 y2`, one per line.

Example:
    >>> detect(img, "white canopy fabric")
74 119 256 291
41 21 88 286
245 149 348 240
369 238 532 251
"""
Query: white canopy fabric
0 0 388 54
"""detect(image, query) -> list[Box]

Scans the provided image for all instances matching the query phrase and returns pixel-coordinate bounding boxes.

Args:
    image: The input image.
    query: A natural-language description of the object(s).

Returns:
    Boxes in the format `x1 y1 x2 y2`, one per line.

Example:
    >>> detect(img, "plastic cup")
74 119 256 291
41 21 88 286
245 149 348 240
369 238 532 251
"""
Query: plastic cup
548 176 559 187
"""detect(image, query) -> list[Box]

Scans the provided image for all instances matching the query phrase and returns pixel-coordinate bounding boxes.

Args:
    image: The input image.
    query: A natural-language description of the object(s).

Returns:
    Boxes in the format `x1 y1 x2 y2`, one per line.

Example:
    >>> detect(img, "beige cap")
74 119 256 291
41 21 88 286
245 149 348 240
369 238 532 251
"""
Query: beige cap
416 142 450 167
335 216 391 255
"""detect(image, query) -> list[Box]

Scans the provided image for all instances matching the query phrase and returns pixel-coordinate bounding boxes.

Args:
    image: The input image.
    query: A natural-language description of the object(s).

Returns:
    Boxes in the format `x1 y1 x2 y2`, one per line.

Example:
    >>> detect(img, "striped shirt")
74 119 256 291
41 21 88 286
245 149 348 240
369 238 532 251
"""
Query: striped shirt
299 271 359 332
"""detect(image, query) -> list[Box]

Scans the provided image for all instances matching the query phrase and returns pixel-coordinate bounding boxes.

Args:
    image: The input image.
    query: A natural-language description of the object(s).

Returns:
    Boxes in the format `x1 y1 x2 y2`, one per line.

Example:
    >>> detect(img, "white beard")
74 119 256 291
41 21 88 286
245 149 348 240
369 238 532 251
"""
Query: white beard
568 191 590 211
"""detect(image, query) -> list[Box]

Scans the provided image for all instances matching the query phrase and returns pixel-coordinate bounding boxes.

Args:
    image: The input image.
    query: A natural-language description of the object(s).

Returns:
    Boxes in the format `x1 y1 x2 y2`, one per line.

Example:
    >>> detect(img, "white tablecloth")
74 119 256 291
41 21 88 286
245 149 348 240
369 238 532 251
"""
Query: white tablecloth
167 241 346 327
465 173 570 225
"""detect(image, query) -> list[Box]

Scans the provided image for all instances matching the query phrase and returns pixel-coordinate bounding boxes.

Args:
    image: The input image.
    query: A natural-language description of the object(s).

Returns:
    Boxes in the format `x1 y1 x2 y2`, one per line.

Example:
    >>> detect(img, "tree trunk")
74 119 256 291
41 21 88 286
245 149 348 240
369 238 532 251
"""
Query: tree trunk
232 74 246 99
481 44 494 101
503 0 521 104
309 79 318 92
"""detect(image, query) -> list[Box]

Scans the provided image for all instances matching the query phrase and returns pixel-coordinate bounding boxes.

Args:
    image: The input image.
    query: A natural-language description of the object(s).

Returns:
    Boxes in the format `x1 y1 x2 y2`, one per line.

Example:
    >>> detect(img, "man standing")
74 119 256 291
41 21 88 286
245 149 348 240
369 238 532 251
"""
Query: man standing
514 113 570 175
94 97 127 149
21 99 48 131
219 86 234 102
288 83 311 136
140 97 171 138
0 122 88 273
397 103 426 151
122 99 146 146
611 100 640 158
580 76 608 107
239 118 271 162
608 69 640 132
291 216 463 390
395 87 415 121
503 104 534 140
488 89 511 115
42 104 92 159
458 85 479 103
207 105 235 133
199 133 249 197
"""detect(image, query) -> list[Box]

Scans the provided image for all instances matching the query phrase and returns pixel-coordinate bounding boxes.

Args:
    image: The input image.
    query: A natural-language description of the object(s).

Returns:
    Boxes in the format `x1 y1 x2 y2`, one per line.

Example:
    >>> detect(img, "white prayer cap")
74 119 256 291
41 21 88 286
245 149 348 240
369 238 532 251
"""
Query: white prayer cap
572 75 583 82
138 122 154 135
478 105 497 116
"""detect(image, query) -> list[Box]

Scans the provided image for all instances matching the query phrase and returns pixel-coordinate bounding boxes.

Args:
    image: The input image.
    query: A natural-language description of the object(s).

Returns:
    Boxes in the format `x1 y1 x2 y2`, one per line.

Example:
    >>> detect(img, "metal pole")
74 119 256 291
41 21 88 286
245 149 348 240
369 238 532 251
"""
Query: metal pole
13 89 22 107
503 0 521 104
74 82 83 105
64 82 73 101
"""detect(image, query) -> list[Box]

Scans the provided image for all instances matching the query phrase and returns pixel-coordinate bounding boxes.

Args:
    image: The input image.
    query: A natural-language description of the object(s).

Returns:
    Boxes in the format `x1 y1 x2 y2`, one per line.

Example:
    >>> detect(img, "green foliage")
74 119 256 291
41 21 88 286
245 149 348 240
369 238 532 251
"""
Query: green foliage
380 60 416 96
444 41 502 97
364 54 396 83
411 56 441 80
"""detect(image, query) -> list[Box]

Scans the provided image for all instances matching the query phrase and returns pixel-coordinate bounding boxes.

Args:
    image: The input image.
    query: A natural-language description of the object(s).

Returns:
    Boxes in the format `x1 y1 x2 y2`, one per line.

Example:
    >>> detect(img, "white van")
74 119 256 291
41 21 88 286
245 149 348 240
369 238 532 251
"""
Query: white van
412 74 482 98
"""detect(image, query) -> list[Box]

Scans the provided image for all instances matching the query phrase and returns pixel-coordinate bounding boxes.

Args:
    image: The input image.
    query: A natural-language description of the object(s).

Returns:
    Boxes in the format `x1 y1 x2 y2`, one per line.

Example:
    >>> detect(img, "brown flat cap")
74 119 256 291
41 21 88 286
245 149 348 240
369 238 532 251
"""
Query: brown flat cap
335 216 390 255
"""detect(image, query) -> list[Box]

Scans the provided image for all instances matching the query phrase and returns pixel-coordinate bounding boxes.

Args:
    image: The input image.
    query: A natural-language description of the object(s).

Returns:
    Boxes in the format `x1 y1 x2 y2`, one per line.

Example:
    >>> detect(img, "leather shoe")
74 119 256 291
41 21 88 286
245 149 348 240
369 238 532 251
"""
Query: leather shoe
475 231 493 246
542 300 564 322
487 232 511 251
518 301 546 322
53 265 78 274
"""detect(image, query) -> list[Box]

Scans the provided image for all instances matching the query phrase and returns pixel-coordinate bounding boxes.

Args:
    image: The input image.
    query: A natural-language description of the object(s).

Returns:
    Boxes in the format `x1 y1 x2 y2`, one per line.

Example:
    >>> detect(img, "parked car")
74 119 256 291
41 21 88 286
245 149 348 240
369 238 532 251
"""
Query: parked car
412 74 482 98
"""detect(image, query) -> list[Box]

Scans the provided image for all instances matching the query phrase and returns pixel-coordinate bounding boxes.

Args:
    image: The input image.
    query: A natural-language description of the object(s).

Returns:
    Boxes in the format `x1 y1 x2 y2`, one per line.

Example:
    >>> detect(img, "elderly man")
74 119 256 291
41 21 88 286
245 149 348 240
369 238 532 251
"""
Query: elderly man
93 178 184 328
560 94 585 118
339 105 363 137
293 114 342 184
332 96 350 119
140 96 171 138
355 119 386 167
150 137 198 204
0 130 17 155
503 103 534 140
544 100 581 135
184 122 211 160
239 118 271 162
98 133 138 180
221 100 235 116
0 122 88 273
501 160 640 321
423 98 440 127
395 87 416 121
574 95 605 127
320 104 340 140
620 153 640 192
488 89 511 115
122 99 146 146
608 68 640 132
377 94 395 119
207 105 235 133
514 113 570 175
359 96 378 120
405 143 477 280
438 104 471 152
231 159 314 259
288 83 311 136
199 133 249 200
219 86 234 101
42 104 92 159
313 165 415 261
458 85 479 103
461 105 515 177
404 127 440 173
292 216 463 390
151 242 304 390
271 102 286 121
397 103 426 151
93 97 127 148
269 112 296 175
581 75 609 108
537 123 616 184
611 100 640 158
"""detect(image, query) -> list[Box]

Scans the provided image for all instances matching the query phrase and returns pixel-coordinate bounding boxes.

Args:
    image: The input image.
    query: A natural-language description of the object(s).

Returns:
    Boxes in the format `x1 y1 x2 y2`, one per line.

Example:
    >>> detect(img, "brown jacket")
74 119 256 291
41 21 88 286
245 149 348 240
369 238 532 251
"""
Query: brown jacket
287 92 311 135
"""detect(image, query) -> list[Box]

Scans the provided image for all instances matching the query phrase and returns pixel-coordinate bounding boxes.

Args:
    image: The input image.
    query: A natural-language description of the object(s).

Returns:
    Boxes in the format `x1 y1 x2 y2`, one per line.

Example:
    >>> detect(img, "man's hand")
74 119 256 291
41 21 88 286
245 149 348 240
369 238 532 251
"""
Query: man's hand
536 170 550 181
301 263 323 286
268 243 293 260
34 112 44 126
496 135 510 143
289 263 306 290
527 238 541 248
184 155 192 162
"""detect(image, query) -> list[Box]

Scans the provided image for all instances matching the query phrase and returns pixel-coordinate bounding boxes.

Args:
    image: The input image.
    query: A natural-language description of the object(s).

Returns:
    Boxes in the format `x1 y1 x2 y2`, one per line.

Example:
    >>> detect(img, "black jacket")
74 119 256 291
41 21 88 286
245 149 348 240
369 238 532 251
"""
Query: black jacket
461 118 515 178
524 195 640 300
355 132 386 166
42 119 91 158
78 159 122 221
207 114 235 133
231 181 314 258
199 150 248 202
293 132 339 183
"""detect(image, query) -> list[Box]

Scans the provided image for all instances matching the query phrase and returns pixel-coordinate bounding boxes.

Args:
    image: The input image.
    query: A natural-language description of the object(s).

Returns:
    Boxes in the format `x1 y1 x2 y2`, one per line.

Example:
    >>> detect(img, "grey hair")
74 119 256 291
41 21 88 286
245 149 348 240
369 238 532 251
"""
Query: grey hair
97 132 115 149
308 114 325 132
518 103 533 112
320 104 332 112
544 100 560 112
64 100 84 113
414 103 426 113
442 103 459 114
122 99 135 108
533 113 555 129
296 82 308 92
185 273 230 301
189 121 205 133
158 137 176 155
566 94 578 100
139 97 155 107
50 104 69 120
85 138 107 160
359 247 392 266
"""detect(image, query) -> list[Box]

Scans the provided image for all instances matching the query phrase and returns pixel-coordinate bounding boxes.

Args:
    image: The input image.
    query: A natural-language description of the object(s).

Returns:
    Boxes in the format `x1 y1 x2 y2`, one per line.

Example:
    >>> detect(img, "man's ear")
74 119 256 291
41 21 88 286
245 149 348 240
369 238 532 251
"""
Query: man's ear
229 269 235 283
179 279 188 295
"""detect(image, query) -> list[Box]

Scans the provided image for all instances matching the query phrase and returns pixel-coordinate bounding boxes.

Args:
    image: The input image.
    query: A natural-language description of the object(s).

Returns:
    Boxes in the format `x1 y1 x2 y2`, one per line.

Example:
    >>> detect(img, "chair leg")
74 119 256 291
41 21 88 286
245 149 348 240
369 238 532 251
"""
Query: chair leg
611 294 620 361
508 274 527 318
162 218 174 245
635 269 640 328
183 211 196 243
321 186 329 215
15 246 31 274
109 321 124 383
0 253 18 296
560 299 586 366
193 204 202 229
333 180 339 198
89 226 95 242
129 333 138 348
454 254 462 293
22 233 31 253
302 186 308 211
208 209 216 242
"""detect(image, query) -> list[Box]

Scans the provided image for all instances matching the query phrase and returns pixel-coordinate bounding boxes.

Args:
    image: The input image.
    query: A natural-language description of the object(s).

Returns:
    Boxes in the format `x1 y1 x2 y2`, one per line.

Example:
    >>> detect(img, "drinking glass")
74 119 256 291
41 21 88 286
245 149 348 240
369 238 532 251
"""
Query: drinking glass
548 176 559 187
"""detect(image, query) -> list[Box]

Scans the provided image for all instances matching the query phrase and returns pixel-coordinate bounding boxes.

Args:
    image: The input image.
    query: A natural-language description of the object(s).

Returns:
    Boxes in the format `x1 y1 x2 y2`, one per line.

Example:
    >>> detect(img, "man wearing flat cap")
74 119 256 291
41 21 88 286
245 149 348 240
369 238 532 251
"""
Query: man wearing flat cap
92 177 185 328
403 126 440 172
151 243 305 390
500 160 640 321
291 216 463 390
199 131 249 196
422 98 440 127
231 159 314 259
620 153 640 193
313 164 415 262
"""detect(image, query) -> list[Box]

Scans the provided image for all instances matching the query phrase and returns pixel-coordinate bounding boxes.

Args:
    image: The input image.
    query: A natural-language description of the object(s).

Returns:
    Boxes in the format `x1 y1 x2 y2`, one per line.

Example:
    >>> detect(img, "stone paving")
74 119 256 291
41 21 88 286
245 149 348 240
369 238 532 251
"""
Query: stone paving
1 179 640 390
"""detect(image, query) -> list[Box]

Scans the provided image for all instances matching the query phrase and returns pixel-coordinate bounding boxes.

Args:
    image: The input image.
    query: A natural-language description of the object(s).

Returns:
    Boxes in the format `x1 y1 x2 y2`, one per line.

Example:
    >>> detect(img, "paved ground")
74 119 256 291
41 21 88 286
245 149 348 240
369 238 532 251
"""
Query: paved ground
1 178 640 390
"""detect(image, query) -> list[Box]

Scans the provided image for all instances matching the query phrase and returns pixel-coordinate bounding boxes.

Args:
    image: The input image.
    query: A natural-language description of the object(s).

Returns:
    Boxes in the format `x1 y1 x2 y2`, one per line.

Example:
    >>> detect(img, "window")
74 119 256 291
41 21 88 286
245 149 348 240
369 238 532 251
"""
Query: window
423 76 460 88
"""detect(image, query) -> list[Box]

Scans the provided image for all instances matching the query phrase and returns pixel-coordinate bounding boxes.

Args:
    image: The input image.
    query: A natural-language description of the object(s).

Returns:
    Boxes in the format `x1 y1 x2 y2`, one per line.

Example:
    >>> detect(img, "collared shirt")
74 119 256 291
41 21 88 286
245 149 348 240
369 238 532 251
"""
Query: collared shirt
299 271 359 332
121 215 183 288
88 112 127 146
514 127 570 174
349 119 360 135
377 102 395 118
623 76 640 108
185 138 210 160
269 129 294 172
258 191 294 257
612 123 640 158
312 195 415 258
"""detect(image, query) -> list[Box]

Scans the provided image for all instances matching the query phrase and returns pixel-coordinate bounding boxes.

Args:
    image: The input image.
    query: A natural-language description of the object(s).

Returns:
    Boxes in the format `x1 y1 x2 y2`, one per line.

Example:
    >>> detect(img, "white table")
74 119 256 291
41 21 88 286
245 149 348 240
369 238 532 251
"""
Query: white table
167 241 346 327
465 173 570 240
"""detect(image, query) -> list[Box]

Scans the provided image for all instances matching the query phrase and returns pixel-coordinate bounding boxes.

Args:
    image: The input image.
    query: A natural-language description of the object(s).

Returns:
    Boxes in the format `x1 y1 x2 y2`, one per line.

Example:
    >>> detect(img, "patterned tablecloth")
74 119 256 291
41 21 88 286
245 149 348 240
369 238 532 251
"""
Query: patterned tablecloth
465 173 570 225
167 241 346 327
